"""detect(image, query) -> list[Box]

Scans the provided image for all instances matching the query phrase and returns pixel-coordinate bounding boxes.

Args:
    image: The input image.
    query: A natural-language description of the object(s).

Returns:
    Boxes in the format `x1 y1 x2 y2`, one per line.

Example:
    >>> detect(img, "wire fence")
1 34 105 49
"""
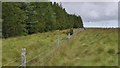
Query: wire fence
3 28 85 67
16 33 66 67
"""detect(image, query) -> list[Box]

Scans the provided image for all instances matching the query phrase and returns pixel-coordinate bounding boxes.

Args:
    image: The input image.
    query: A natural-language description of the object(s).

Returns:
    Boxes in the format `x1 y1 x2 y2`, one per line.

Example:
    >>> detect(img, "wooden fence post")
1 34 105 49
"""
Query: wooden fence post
21 48 26 68
68 33 71 39
58 30 60 47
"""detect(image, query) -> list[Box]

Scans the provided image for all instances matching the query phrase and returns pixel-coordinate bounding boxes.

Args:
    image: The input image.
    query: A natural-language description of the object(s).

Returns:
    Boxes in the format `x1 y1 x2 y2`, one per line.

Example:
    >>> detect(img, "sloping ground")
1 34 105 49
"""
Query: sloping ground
2 28 118 66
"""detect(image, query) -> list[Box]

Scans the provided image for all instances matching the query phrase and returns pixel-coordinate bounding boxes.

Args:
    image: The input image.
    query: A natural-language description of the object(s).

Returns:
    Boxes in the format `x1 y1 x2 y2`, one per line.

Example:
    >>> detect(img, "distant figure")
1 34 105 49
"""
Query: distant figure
67 29 73 39
69 28 73 35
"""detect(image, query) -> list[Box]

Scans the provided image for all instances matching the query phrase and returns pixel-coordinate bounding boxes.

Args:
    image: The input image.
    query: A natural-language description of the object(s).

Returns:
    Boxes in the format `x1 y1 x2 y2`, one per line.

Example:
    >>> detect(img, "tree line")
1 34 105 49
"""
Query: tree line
2 2 83 38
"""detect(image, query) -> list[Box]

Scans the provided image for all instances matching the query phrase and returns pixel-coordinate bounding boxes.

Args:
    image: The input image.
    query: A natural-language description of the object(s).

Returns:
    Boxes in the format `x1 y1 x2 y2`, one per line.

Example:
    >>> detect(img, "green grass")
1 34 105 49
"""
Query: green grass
2 28 118 66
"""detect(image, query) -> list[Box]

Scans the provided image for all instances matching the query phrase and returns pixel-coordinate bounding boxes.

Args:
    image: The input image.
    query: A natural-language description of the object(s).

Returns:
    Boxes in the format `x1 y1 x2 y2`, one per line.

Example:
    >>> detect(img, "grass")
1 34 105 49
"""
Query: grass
2 28 118 66
0 38 2 67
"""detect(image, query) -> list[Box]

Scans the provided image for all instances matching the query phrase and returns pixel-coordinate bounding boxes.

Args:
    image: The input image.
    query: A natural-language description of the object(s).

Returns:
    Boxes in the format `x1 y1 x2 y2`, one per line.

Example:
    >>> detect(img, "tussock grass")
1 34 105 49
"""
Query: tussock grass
2 28 118 66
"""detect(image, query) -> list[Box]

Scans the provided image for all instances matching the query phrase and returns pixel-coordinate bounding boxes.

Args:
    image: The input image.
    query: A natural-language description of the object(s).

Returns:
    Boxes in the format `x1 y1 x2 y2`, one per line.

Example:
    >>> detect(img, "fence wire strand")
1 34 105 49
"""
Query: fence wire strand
4 29 85 67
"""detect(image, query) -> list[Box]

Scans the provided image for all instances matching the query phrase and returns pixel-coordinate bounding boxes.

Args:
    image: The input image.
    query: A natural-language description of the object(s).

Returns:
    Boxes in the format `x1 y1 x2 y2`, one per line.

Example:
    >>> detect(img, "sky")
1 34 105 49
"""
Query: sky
51 0 118 28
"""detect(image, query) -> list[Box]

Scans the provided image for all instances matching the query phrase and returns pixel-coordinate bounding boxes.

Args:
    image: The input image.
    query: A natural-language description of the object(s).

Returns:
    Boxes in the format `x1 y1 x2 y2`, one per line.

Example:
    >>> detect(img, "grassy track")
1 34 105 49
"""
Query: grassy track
2 28 118 66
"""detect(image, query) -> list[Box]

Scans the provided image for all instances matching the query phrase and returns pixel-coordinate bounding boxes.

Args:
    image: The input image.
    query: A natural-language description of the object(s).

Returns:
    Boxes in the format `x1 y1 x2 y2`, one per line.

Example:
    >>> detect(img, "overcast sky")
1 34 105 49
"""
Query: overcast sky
51 0 118 28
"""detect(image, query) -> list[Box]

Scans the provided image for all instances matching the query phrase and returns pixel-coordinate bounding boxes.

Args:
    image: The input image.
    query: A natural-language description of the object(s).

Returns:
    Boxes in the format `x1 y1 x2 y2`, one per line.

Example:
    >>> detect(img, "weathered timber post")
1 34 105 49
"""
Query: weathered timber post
57 30 60 47
21 48 26 68
67 33 71 39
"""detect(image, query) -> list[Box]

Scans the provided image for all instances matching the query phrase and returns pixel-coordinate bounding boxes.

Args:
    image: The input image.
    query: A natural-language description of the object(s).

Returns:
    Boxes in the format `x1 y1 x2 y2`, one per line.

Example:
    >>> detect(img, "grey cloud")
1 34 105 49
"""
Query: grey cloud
61 2 118 22
118 2 120 20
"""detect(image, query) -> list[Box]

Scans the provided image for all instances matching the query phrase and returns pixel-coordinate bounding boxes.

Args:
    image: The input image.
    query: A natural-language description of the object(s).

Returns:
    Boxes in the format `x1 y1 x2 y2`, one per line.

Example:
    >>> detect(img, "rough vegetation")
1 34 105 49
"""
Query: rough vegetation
2 28 118 66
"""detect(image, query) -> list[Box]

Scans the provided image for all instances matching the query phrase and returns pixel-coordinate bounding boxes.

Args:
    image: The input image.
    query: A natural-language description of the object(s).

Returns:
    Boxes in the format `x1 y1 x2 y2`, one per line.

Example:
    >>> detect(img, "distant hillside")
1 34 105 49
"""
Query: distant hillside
2 2 83 38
